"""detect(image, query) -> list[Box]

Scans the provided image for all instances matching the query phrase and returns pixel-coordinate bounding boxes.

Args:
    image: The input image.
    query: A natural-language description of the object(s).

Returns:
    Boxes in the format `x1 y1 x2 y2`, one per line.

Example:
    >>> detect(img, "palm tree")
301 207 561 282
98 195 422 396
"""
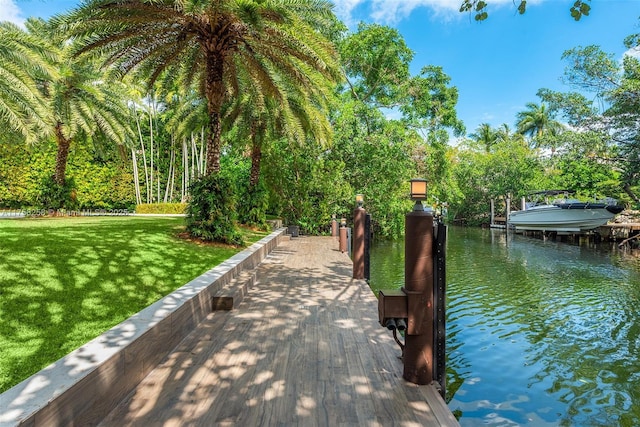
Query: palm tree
55 0 341 176
516 102 566 153
24 18 132 188
469 123 497 152
224 67 333 190
516 102 557 143
0 22 53 143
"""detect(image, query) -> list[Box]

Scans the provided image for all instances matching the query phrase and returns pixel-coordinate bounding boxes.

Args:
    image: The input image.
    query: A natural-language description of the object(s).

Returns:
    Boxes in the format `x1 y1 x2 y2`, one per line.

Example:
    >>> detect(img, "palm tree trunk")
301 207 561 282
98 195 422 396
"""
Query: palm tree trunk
205 52 225 176
182 138 189 202
199 127 206 175
149 105 154 203
54 123 70 186
205 111 222 175
164 140 174 203
131 148 142 205
133 105 150 203
249 142 262 189
249 120 265 189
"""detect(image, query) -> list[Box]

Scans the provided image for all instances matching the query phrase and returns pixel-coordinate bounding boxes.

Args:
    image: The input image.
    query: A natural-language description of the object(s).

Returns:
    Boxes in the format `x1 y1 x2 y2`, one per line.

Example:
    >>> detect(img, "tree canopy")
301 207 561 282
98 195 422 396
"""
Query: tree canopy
1 4 638 238
459 0 591 21
55 0 341 176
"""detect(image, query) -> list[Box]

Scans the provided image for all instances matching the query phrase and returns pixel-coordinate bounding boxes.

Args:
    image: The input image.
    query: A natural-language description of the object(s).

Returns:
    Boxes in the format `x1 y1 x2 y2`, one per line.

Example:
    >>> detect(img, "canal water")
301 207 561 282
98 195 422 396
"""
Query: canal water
368 226 640 427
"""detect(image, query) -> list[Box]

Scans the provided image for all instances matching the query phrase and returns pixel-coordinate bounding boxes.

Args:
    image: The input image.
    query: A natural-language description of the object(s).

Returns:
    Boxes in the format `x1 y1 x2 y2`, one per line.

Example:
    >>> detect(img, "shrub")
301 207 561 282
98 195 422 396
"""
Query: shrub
186 175 244 245
37 176 77 210
0 143 135 210
238 181 270 230
136 203 187 214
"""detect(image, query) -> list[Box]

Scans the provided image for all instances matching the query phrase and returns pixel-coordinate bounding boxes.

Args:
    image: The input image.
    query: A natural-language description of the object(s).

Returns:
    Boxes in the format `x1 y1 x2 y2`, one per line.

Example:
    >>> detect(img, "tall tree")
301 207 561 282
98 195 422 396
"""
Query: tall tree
24 18 132 189
469 123 497 152
224 55 334 191
56 0 341 176
339 23 413 109
516 102 564 152
0 22 53 143
556 42 640 202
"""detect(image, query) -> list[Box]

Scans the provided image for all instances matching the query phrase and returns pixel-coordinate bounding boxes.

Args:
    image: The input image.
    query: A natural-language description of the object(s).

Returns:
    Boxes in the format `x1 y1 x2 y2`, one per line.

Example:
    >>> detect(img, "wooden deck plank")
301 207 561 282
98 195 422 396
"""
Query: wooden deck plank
99 236 459 427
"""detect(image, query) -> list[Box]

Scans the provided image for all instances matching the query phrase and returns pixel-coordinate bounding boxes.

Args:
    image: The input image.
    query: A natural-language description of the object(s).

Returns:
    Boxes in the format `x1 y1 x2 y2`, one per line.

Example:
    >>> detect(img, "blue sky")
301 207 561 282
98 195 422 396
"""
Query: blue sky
3 0 639 139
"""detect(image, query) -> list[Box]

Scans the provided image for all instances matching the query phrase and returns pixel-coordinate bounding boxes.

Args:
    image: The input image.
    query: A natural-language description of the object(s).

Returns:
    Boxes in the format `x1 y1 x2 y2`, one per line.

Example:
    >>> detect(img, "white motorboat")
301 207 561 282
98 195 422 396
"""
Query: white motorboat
508 190 623 233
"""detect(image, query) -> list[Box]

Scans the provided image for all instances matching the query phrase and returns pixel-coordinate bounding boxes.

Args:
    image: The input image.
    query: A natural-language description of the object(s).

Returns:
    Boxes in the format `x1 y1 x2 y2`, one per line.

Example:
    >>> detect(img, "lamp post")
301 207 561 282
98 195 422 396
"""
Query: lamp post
377 178 447 396
353 194 365 279
409 178 427 211
403 178 434 385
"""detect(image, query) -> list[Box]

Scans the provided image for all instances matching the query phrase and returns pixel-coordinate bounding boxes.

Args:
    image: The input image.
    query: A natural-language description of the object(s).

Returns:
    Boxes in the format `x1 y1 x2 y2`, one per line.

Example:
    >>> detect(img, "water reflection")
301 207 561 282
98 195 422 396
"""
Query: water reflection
369 226 640 426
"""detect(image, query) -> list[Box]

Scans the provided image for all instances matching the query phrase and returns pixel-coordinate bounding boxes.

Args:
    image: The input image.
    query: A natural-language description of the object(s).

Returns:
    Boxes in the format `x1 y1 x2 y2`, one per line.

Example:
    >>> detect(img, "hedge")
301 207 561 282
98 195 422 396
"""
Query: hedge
135 203 187 214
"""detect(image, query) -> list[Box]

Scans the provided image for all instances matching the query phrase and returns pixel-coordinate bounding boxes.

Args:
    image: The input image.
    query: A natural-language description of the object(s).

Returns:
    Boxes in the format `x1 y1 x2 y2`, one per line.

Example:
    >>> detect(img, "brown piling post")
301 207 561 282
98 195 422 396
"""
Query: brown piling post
403 209 434 384
402 178 434 385
353 195 365 279
331 215 338 238
377 178 446 388
339 218 348 253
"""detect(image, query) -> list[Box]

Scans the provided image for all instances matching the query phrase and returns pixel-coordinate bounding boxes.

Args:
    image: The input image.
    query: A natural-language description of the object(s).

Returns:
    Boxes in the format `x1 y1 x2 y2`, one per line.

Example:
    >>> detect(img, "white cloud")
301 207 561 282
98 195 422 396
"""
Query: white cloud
332 0 546 26
0 0 25 25
370 0 461 24
624 47 640 60
332 0 364 23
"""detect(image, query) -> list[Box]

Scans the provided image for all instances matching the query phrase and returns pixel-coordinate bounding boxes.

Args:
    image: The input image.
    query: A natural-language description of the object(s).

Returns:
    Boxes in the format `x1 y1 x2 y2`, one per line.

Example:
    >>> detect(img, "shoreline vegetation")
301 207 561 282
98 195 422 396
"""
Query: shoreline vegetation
0 216 268 393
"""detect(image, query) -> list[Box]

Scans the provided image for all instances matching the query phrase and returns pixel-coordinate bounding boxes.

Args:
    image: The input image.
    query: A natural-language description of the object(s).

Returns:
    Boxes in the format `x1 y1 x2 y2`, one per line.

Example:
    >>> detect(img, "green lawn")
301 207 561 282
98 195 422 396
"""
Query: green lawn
0 216 268 393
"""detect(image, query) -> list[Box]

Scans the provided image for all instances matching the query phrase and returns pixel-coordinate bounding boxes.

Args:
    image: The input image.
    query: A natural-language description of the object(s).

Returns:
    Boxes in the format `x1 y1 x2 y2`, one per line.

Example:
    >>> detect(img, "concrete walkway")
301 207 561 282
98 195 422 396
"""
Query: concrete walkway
99 236 459 426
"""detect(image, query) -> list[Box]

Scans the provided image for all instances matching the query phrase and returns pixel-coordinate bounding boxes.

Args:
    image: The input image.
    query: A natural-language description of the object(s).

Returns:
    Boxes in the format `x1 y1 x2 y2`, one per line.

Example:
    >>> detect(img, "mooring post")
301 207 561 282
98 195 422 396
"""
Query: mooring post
331 214 338 238
506 194 511 230
490 198 495 225
402 206 434 385
364 213 371 281
377 178 446 390
433 217 447 397
339 217 348 253
353 194 365 279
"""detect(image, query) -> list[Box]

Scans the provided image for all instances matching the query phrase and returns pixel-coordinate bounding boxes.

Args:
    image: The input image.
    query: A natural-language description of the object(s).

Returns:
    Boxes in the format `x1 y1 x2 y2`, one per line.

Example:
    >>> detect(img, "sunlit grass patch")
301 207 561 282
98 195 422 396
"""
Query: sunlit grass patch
0 216 269 393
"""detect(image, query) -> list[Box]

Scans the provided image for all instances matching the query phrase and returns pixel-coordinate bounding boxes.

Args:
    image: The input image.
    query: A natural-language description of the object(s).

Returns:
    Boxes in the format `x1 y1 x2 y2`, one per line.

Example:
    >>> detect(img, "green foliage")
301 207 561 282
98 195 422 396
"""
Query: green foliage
329 113 420 238
0 21 52 142
186 174 243 245
570 0 591 21
400 66 465 137
241 182 270 230
216 150 270 230
57 0 341 175
339 23 413 107
262 137 351 235
459 0 591 21
136 203 187 214
536 88 597 126
448 148 491 225
447 138 541 225
556 41 640 202
0 142 135 210
37 175 76 210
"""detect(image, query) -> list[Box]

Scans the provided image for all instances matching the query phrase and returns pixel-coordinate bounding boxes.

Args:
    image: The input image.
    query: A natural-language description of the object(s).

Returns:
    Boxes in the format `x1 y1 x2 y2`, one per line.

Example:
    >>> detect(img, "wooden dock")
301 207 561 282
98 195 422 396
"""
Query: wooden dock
99 236 458 426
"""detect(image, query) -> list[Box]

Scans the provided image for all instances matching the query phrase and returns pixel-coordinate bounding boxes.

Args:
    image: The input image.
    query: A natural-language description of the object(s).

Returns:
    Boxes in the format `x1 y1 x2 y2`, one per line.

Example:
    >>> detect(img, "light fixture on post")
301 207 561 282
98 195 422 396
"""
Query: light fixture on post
340 217 346 227
355 193 364 208
409 178 427 211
